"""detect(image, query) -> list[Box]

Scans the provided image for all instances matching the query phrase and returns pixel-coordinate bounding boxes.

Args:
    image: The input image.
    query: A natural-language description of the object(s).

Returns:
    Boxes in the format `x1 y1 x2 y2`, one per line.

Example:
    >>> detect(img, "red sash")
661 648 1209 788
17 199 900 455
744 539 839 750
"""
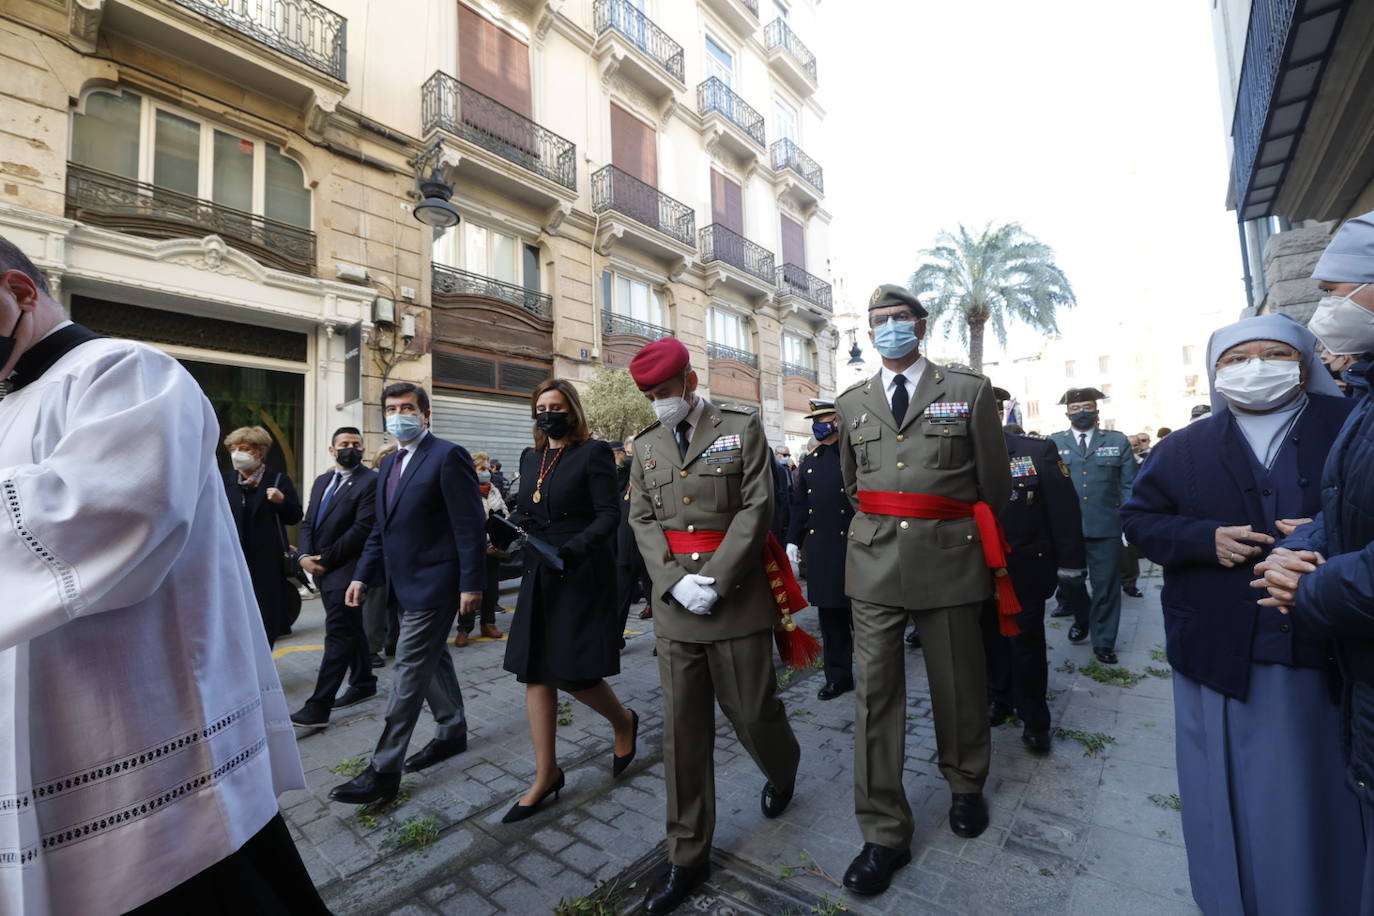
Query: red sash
856 490 1022 636
663 529 820 667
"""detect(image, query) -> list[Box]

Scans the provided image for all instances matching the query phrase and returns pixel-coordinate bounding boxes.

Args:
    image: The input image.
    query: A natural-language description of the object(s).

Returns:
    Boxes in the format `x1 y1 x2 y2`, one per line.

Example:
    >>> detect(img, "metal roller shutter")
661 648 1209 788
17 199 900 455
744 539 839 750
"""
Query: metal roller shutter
431 393 532 482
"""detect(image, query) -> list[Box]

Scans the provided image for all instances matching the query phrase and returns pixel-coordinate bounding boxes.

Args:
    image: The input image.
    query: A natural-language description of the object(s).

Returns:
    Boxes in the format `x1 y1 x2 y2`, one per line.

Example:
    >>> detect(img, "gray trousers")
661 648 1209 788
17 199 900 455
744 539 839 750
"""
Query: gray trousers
1061 536 1124 650
371 603 467 773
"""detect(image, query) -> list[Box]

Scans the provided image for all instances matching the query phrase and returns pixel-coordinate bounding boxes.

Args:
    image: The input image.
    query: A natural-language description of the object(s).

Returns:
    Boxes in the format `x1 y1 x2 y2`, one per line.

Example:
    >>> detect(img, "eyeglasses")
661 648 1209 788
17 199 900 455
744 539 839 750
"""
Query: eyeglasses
869 312 917 328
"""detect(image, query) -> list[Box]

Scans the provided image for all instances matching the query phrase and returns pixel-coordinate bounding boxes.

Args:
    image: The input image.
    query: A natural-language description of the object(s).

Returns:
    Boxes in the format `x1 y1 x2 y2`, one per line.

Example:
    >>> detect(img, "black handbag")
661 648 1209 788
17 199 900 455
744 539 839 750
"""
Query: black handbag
486 514 564 573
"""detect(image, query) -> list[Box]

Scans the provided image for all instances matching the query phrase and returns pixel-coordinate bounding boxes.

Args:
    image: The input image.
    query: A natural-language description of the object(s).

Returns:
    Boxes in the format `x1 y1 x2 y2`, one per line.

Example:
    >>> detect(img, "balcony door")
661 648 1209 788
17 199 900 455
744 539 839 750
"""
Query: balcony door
458 3 534 154
774 98 799 143
710 171 743 235
705 36 734 89
611 103 660 229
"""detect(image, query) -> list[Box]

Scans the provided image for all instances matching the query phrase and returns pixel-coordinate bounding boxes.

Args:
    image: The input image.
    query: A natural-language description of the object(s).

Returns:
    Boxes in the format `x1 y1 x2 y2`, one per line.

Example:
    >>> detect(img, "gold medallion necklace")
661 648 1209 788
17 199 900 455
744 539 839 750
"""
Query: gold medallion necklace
531 444 565 504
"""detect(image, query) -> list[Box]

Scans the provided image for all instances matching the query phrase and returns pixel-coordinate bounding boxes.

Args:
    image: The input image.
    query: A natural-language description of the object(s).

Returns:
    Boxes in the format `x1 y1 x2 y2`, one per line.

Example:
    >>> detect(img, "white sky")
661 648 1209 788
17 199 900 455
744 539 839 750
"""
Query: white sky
819 0 1245 365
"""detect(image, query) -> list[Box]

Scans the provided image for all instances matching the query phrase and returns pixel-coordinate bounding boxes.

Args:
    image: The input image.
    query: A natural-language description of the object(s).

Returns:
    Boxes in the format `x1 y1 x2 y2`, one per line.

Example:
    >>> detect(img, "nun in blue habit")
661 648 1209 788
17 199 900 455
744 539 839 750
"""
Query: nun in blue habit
1122 314 1363 915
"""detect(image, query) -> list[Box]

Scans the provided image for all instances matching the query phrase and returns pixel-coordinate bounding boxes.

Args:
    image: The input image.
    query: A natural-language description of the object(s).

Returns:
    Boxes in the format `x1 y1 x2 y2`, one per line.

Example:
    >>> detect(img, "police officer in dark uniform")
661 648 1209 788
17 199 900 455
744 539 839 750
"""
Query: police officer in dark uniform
786 399 855 700
982 387 1086 751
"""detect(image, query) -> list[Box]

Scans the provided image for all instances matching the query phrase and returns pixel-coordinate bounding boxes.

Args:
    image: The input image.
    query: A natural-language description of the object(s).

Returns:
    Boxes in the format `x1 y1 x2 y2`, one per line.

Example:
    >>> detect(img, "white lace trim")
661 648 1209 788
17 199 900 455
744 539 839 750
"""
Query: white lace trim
2 479 82 612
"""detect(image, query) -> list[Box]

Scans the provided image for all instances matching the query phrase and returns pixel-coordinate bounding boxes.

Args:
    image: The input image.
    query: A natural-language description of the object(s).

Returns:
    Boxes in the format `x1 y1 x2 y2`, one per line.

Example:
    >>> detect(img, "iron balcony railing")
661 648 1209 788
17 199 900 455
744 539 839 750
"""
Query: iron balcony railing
65 162 315 275
781 362 818 383
594 0 685 83
591 165 696 247
432 263 552 319
700 223 775 286
168 0 346 80
707 341 759 369
601 309 673 341
771 138 823 194
1231 0 1299 217
421 72 577 191
777 263 833 311
697 77 766 148
764 18 817 84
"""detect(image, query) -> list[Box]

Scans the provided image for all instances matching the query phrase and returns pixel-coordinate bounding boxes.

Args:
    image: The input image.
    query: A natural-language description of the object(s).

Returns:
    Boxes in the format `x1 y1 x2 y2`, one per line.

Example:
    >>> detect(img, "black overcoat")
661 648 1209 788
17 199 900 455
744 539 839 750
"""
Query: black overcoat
222 468 303 641
785 442 851 608
504 439 622 683
1000 432 1086 604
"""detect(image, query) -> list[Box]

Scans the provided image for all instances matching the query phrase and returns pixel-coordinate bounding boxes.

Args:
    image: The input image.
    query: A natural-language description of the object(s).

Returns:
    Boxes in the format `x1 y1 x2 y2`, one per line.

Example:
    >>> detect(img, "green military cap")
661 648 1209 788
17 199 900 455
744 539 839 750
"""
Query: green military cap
868 284 928 317
1059 387 1106 404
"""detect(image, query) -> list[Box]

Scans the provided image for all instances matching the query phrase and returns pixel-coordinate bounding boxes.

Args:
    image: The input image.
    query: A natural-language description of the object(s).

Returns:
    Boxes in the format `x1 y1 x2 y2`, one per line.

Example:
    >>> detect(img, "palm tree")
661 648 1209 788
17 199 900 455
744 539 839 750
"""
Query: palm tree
908 222 1076 372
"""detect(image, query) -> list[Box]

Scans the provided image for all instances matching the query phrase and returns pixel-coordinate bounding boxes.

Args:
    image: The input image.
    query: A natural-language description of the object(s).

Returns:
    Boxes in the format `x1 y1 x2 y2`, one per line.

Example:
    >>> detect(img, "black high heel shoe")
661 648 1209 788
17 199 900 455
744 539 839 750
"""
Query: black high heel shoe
501 769 565 824
613 709 639 778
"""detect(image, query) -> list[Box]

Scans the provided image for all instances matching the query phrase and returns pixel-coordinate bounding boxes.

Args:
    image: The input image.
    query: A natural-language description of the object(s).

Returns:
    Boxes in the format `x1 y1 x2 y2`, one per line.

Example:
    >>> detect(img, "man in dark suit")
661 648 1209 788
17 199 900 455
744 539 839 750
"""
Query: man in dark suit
291 426 380 727
614 439 654 641
982 388 1085 752
786 399 855 700
328 382 487 805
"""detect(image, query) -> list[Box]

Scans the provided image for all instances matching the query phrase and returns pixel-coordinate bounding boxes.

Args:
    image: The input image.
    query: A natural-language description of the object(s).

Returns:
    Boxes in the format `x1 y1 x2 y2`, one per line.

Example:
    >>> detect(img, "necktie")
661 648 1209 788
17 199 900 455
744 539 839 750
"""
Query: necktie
386 449 408 512
1079 433 1088 453
676 420 692 460
891 374 909 425
316 472 341 523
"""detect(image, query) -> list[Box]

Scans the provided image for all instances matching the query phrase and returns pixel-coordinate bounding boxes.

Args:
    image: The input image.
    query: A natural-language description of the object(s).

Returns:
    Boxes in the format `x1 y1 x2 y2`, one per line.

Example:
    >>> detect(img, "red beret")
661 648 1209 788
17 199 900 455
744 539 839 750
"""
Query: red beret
629 337 690 390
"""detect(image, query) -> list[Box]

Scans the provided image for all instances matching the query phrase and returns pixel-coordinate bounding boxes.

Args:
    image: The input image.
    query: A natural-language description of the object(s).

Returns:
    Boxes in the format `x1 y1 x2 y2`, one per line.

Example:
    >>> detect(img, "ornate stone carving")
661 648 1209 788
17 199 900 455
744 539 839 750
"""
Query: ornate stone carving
542 201 572 238
69 0 105 53
608 72 655 117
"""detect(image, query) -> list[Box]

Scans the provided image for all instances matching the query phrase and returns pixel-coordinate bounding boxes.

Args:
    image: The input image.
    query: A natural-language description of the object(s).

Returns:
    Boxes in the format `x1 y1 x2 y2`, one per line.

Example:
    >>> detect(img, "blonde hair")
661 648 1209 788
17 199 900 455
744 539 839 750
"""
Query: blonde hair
224 426 272 451
471 451 491 471
372 442 398 469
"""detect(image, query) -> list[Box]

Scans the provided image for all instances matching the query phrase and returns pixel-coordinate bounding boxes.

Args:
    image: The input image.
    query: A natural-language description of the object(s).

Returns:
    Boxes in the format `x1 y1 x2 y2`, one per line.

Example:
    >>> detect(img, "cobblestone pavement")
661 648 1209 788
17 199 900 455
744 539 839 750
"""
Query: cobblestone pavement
274 567 1197 915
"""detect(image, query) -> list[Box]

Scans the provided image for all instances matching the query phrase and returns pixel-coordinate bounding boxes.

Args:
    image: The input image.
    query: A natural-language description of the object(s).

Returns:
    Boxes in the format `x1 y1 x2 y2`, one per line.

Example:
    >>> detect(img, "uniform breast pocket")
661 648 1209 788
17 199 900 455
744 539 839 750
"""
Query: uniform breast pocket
923 420 971 469
851 426 882 472
644 474 678 521
936 516 980 549
699 454 744 511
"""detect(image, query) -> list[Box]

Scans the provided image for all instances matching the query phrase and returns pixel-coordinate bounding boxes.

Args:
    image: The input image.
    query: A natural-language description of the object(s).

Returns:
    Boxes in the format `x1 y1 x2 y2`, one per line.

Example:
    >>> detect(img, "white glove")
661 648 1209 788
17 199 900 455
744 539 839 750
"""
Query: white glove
1057 568 1086 579
670 574 719 615
785 543 801 572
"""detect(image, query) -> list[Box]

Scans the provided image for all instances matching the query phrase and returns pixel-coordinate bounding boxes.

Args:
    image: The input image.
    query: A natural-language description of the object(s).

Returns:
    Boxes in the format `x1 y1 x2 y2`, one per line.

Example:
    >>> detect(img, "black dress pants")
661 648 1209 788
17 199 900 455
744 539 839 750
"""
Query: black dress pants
818 604 855 688
980 597 1050 731
616 552 654 643
303 588 375 715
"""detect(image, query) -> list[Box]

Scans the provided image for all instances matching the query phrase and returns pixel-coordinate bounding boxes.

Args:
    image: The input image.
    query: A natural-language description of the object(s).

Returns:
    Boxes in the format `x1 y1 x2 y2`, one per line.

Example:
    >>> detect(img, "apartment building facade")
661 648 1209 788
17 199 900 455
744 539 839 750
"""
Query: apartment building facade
0 0 837 480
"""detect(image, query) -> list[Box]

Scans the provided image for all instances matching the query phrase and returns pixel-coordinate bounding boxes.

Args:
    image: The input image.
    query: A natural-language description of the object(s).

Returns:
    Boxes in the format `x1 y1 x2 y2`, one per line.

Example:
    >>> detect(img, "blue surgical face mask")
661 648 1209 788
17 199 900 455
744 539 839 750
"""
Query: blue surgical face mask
385 413 423 442
873 318 920 360
812 420 837 440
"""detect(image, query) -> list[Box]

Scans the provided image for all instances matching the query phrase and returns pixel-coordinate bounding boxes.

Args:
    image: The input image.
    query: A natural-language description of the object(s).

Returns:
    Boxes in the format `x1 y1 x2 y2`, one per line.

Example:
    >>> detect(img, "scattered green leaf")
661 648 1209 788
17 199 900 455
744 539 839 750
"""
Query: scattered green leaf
1148 793 1182 811
1047 621 1063 630
1157 829 1173 839
381 814 440 851
557 700 574 727
1146 666 1172 679
1054 728 1116 757
1055 660 1077 674
553 878 628 916
1081 658 1144 688
356 812 379 830
329 755 368 778
1149 646 1168 663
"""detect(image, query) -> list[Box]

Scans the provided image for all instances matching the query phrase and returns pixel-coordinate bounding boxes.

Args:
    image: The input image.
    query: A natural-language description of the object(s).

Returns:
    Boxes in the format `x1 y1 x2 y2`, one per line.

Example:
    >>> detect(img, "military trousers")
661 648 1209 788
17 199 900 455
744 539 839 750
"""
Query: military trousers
656 629 800 867
1062 537 1123 650
979 597 1050 732
852 598 990 848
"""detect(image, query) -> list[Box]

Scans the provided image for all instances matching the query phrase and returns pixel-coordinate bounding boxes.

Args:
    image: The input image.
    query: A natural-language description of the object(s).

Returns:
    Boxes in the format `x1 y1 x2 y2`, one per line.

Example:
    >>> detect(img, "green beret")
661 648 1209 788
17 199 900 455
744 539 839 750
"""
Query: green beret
868 284 928 317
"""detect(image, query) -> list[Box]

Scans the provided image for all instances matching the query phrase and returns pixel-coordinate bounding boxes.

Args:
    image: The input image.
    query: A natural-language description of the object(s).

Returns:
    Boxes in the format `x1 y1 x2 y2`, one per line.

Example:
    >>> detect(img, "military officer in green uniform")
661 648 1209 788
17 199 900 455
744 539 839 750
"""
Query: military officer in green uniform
835 285 1013 897
626 337 801 916
1049 388 1137 665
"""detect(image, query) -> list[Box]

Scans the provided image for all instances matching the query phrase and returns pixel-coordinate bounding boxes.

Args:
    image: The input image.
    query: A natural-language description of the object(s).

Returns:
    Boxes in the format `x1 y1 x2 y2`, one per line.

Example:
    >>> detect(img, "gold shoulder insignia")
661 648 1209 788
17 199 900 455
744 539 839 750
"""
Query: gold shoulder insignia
636 419 663 437
1058 460 1070 477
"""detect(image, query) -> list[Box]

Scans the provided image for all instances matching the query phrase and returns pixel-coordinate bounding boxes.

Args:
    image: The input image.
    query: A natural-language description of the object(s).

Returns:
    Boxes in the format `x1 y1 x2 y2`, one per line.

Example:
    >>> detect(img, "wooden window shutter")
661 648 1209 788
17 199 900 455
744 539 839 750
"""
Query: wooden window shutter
611 103 656 186
458 3 532 118
711 171 743 234
780 215 806 269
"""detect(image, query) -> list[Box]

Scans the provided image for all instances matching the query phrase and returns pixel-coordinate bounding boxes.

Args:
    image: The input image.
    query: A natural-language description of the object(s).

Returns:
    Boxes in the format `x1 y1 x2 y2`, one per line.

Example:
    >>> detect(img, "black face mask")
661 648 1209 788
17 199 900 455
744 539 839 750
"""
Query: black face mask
1069 410 1098 431
0 309 25 372
536 411 571 440
335 447 363 469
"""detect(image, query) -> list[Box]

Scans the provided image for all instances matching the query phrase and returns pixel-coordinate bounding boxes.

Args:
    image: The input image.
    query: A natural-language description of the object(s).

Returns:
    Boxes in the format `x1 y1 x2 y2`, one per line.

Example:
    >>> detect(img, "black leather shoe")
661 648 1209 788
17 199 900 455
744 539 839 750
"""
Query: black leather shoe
1123 585 1143 598
949 793 990 838
1050 607 1074 618
501 769 564 824
988 701 1014 726
905 629 922 649
1094 647 1119 665
643 862 711 915
842 843 912 896
1068 624 1089 644
613 709 639 778
817 682 853 701
1022 728 1052 753
290 706 329 728
332 685 377 710
761 780 794 819
369 653 385 668
328 765 399 805
403 735 468 772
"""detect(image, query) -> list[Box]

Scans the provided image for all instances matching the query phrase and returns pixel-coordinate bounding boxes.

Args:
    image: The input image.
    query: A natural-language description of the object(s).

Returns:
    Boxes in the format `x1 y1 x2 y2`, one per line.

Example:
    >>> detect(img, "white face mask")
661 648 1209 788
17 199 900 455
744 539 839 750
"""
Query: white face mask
652 395 692 429
230 450 261 471
1214 358 1303 412
1308 284 1374 356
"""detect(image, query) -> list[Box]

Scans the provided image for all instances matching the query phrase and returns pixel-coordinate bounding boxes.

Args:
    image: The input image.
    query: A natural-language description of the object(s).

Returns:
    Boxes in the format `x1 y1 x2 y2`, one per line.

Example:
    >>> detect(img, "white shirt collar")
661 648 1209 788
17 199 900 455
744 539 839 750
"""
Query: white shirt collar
38 319 74 343
879 356 928 396
681 395 706 433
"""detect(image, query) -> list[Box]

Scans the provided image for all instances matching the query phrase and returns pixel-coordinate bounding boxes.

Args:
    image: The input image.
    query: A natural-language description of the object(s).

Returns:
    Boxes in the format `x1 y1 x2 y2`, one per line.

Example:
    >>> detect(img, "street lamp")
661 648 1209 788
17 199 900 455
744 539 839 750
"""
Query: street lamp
411 141 461 229
846 327 864 366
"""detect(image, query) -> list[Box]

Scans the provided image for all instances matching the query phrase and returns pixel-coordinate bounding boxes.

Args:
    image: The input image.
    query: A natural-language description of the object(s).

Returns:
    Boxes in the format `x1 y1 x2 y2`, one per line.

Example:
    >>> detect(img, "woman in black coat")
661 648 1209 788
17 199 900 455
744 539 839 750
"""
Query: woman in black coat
501 379 638 822
222 425 303 647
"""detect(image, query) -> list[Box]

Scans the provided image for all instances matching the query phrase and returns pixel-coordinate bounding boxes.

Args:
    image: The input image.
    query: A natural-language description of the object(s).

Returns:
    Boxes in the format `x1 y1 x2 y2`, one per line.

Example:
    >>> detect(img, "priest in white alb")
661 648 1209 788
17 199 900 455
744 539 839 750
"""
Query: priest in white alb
0 234 330 915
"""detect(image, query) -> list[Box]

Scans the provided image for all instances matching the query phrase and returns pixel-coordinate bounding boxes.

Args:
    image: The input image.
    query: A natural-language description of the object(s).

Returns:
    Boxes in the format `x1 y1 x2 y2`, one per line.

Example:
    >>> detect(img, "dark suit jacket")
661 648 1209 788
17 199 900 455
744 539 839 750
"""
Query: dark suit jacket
786 442 852 608
222 468 303 640
354 432 486 610
1122 394 1353 699
1000 432 1085 603
298 466 378 593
